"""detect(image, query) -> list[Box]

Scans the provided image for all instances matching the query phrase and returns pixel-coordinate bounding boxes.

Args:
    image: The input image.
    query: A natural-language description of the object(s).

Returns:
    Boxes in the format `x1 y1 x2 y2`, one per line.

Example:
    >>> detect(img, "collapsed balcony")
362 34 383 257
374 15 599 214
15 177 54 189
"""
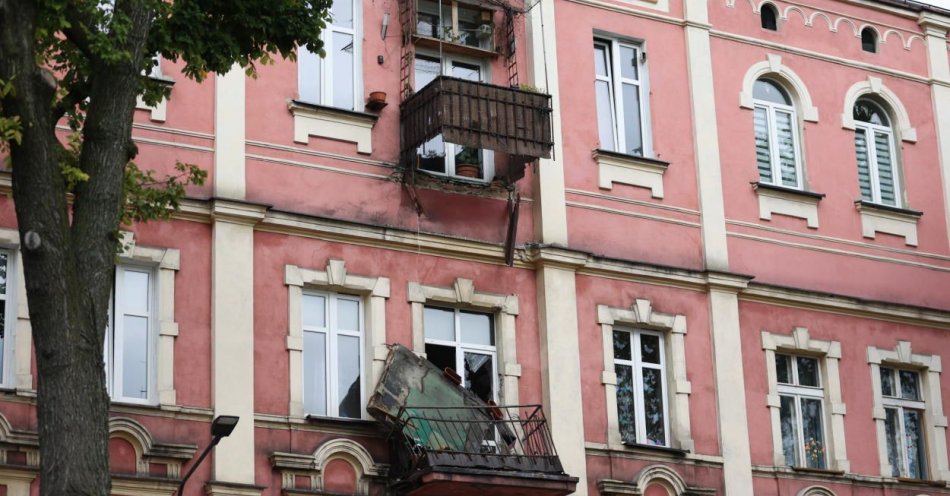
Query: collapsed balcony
369 345 577 496
400 76 554 182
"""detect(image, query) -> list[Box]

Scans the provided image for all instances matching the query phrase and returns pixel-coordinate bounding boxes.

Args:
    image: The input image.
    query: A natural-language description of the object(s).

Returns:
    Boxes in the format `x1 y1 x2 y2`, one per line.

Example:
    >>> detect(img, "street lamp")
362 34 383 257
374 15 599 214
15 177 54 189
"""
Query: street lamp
176 415 239 495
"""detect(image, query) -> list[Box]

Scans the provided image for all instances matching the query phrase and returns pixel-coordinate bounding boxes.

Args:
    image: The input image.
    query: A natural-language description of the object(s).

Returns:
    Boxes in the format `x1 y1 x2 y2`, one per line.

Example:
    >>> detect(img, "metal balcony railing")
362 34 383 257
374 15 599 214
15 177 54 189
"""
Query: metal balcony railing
389 404 565 475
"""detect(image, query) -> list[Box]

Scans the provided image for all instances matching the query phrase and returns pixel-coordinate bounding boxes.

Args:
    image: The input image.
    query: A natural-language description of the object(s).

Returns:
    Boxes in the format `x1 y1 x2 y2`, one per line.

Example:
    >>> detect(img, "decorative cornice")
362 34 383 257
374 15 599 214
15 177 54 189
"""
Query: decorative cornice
210 198 269 226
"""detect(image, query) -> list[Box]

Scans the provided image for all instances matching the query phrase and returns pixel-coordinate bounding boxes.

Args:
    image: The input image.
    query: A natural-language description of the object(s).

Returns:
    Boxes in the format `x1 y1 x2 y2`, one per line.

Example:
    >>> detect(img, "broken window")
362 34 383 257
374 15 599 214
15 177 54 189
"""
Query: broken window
423 306 496 402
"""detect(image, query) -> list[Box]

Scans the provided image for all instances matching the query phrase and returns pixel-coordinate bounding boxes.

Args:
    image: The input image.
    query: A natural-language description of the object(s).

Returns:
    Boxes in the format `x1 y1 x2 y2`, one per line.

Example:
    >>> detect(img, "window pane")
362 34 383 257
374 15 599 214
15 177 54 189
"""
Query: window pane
615 363 637 444
122 315 149 399
593 44 609 77
332 32 354 109
903 409 926 479
884 408 902 477
0 300 5 377
753 79 791 105
874 131 897 206
424 307 455 341
800 398 826 469
899 370 920 401
451 61 481 82
855 128 873 201
0 251 8 295
418 136 447 174
613 330 631 361
337 335 361 418
298 44 320 104
330 0 353 29
595 80 615 151
796 356 819 387
640 334 661 364
779 395 800 466
775 354 792 384
302 294 326 328
854 100 889 126
754 107 773 183
642 367 666 446
464 352 494 402
123 270 150 315
337 298 359 332
619 45 638 80
775 110 798 188
303 331 327 416
880 367 896 397
424 343 456 373
415 55 441 89
621 83 643 156
460 312 493 346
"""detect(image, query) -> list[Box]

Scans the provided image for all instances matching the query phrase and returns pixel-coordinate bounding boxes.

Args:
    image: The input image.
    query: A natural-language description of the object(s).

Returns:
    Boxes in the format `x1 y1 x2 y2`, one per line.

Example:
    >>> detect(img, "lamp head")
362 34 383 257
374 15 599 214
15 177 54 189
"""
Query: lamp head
211 415 239 438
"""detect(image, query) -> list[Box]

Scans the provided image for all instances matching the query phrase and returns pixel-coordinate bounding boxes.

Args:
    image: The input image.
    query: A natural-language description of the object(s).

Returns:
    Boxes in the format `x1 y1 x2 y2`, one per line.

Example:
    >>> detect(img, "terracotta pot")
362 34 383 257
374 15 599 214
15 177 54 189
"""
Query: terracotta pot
455 164 480 178
368 91 387 103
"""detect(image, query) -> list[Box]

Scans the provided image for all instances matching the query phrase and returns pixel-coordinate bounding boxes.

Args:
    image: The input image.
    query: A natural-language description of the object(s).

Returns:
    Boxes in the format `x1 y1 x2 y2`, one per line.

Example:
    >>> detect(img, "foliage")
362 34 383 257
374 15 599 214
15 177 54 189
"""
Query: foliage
122 161 207 224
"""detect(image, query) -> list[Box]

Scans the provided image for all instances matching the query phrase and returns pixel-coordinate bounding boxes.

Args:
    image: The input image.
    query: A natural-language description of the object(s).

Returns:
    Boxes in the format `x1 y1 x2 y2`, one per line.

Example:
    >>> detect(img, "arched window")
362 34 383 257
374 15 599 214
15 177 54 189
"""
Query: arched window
861 27 877 53
761 4 779 31
854 99 901 207
753 79 803 189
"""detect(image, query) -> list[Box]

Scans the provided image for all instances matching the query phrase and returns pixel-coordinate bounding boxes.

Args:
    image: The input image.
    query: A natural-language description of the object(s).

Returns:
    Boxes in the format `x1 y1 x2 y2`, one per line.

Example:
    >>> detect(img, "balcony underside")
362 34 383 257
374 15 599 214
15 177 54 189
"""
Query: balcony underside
403 466 578 496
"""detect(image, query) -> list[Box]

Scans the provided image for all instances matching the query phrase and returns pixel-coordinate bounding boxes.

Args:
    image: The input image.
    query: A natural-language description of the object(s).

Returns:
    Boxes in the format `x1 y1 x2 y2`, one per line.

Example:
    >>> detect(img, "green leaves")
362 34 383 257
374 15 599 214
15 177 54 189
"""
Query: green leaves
0 79 22 151
121 161 207 225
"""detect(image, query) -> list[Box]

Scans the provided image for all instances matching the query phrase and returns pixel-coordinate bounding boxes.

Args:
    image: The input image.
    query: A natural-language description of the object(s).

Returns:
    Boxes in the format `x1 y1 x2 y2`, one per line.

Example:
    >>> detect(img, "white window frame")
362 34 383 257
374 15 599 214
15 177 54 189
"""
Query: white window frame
408 278 519 405
423 305 498 401
413 52 495 183
599 300 692 451
868 341 949 482
879 366 927 478
107 264 159 406
0 248 17 390
593 37 653 158
285 261 390 420
762 327 849 471
611 327 669 447
854 106 902 207
753 84 805 190
301 290 364 418
0 229 33 394
775 353 828 469
298 0 363 111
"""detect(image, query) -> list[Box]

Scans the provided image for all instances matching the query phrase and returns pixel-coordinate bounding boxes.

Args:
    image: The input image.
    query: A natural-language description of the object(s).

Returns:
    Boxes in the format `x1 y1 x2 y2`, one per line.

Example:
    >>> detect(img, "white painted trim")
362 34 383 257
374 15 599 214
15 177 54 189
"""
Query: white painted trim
867 341 949 481
739 54 819 122
285 261 390 419
855 203 920 246
214 66 247 200
594 150 667 198
762 327 849 472
841 76 917 142
755 185 821 228
407 278 519 405
135 95 167 122
598 299 692 452
272 438 387 495
290 101 375 155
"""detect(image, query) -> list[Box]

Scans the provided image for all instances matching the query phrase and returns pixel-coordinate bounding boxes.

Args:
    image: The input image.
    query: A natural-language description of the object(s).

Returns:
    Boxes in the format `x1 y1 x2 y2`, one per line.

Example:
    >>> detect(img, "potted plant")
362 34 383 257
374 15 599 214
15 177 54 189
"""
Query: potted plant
454 147 481 178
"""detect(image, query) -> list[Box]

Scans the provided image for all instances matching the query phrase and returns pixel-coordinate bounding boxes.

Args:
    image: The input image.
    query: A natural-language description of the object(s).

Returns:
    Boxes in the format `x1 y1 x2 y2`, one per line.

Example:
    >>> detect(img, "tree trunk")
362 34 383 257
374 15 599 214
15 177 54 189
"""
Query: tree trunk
0 1 153 494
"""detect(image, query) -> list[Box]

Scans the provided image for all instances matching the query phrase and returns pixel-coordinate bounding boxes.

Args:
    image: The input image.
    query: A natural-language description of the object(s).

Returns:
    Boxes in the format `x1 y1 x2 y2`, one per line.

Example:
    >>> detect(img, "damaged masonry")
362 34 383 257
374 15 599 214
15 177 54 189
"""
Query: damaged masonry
368 344 578 496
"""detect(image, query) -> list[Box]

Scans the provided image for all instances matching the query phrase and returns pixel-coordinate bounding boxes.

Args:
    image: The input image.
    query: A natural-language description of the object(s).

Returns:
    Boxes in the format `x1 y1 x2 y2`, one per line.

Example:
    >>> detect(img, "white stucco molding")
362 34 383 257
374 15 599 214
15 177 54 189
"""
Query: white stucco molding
0 468 37 496
598 299 693 452
855 202 921 247
796 486 836 496
118 231 181 407
109 417 196 478
272 438 388 495
867 341 949 481
754 183 823 228
739 54 819 122
407 278 520 405
289 100 376 155
136 95 167 122
762 327 849 472
841 76 917 143
594 149 669 199
284 261 390 419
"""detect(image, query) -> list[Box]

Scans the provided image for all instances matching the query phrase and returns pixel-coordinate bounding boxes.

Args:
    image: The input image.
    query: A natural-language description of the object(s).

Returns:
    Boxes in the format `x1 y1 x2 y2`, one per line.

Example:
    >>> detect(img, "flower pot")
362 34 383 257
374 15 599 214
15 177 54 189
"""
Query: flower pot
455 164 480 178
368 91 387 103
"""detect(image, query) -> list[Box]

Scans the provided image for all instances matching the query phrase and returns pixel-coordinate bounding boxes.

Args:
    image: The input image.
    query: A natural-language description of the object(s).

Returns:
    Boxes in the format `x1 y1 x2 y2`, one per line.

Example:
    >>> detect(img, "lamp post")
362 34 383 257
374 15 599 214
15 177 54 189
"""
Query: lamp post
176 415 239 496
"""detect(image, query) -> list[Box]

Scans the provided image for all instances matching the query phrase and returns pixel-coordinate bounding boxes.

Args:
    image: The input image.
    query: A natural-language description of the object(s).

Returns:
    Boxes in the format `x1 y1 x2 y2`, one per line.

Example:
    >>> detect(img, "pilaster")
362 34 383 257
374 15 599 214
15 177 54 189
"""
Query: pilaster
919 13 950 247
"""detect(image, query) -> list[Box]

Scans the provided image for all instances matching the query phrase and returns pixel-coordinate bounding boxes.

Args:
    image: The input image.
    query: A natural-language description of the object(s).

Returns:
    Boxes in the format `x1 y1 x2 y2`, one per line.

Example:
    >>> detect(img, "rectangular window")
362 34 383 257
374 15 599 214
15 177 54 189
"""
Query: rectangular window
0 250 14 388
106 265 156 404
855 126 899 207
302 292 363 418
775 354 827 469
414 54 494 182
880 367 927 479
298 0 361 110
593 38 651 158
613 329 668 447
416 0 492 50
423 306 496 402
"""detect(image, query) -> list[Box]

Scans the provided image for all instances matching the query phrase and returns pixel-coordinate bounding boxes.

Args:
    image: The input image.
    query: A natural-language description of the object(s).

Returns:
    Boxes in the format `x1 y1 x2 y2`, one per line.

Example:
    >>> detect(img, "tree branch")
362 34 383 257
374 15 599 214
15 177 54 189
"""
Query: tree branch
62 3 98 64
51 79 90 123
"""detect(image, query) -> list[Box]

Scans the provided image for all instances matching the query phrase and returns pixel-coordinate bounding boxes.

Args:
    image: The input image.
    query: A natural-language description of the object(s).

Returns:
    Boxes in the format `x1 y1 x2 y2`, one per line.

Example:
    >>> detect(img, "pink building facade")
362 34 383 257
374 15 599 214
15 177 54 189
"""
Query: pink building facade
0 0 949 495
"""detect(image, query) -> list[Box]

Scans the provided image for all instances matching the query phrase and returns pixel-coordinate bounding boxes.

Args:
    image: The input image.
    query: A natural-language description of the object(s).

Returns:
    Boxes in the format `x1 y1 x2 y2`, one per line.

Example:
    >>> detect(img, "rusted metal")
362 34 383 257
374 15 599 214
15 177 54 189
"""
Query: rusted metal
400 76 554 166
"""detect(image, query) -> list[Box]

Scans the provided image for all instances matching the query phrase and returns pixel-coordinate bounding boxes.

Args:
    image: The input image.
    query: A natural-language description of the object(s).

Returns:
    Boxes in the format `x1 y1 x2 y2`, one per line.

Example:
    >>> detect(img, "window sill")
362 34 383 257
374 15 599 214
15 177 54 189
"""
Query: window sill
305 414 381 429
790 466 846 476
752 181 824 228
894 476 948 487
855 200 921 246
135 75 175 123
594 149 669 199
620 441 689 457
289 99 378 154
